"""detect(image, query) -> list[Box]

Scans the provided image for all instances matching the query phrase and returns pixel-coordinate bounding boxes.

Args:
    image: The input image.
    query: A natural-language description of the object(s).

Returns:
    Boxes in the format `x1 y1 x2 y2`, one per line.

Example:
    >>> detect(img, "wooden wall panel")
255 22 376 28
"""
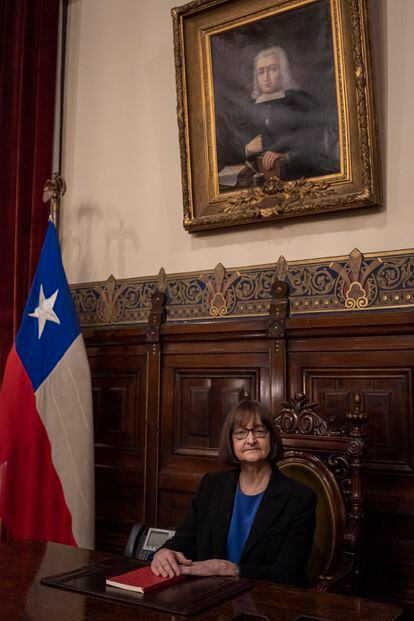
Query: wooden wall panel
174 373 256 454
362 508 414 613
308 370 410 470
288 343 414 473
84 312 414 616
93 375 139 448
287 330 414 614
86 330 148 554
158 490 194 530
157 338 277 526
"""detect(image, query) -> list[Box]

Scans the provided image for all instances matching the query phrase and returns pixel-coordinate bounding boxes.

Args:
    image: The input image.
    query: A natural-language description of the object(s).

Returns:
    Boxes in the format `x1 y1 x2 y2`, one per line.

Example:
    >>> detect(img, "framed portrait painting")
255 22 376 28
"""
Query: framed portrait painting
172 0 381 232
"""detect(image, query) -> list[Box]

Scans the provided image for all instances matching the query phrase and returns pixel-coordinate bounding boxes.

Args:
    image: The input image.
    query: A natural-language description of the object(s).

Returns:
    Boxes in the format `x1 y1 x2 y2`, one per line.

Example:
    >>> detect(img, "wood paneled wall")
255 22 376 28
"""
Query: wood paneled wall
84 307 414 616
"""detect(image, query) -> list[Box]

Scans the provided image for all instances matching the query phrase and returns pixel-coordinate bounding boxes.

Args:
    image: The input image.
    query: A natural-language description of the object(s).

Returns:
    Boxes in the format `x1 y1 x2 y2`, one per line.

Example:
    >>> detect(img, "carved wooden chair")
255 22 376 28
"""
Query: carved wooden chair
274 392 368 593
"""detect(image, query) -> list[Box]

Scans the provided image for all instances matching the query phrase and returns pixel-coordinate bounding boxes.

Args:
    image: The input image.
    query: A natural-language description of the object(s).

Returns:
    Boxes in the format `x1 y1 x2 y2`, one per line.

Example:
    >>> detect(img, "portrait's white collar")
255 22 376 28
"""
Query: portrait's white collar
255 90 286 103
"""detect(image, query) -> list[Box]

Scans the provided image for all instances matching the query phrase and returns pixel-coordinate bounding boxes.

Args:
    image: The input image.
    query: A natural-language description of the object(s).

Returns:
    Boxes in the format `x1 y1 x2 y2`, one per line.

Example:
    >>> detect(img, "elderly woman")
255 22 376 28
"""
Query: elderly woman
151 399 316 586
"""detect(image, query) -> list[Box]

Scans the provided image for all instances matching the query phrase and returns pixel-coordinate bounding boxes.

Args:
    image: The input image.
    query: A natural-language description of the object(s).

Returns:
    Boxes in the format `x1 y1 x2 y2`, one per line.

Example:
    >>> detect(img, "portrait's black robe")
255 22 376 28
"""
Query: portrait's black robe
216 90 339 180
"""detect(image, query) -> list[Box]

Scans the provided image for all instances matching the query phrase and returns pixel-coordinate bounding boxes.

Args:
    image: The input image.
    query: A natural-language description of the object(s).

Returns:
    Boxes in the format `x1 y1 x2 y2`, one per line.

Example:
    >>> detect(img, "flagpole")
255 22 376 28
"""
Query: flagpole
43 173 67 232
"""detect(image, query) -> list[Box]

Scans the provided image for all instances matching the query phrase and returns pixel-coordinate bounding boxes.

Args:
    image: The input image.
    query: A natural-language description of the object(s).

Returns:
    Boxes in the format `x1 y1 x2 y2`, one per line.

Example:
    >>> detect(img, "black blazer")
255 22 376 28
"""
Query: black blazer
164 465 316 586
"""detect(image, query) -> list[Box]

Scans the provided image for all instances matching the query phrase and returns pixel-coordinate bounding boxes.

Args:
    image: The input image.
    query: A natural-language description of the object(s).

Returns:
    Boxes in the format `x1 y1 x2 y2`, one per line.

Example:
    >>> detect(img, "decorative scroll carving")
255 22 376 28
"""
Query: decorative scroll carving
275 391 368 592
275 392 342 436
200 263 240 317
224 177 336 215
327 454 351 499
344 394 368 553
330 248 382 310
96 275 127 324
71 248 414 327
327 453 351 482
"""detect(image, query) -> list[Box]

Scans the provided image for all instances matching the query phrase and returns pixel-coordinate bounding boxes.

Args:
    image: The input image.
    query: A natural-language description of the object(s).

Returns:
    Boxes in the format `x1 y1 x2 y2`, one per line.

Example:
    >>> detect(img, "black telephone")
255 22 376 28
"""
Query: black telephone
124 523 176 562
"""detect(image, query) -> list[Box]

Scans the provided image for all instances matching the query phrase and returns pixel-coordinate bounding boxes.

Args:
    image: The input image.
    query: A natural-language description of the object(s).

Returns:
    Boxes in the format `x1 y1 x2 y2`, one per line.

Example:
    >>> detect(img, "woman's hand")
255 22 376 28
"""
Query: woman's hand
179 559 237 577
151 548 192 577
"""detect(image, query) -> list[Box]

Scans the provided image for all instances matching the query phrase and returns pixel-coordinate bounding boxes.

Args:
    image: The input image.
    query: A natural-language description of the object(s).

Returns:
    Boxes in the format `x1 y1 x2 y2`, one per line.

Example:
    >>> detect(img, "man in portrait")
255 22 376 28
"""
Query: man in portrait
216 44 339 187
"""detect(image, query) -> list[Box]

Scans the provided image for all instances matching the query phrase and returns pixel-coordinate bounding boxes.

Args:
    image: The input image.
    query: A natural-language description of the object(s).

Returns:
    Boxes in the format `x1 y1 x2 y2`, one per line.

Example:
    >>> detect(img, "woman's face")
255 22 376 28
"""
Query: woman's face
232 413 271 465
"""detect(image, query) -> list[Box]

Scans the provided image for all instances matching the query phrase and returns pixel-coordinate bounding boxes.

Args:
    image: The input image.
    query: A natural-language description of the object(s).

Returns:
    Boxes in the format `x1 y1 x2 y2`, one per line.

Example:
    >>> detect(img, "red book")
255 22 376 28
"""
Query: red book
106 565 185 593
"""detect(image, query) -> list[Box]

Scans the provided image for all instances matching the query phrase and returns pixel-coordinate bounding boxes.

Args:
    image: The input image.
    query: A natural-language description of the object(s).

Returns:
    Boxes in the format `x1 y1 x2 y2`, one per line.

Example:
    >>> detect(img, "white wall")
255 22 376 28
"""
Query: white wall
61 0 414 284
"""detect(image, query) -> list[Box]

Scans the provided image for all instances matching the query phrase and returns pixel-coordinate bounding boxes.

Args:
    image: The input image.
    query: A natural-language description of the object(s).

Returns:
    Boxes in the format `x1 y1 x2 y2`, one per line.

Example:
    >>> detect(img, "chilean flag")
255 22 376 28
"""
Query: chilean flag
0 220 95 549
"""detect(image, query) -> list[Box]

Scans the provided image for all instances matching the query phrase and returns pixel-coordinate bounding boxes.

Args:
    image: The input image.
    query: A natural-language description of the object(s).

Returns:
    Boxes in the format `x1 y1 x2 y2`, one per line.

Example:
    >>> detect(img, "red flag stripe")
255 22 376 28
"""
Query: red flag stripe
0 346 75 544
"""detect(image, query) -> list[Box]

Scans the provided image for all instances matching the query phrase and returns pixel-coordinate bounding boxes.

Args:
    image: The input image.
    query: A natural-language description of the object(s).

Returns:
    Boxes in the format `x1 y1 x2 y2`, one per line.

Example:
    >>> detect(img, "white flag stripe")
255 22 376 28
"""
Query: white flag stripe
35 334 95 549
40 362 91 520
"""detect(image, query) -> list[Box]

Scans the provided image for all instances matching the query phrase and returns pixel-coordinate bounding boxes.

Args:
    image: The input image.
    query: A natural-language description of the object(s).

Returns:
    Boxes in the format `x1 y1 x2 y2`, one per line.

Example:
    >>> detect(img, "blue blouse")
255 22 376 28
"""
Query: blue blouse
226 485 264 563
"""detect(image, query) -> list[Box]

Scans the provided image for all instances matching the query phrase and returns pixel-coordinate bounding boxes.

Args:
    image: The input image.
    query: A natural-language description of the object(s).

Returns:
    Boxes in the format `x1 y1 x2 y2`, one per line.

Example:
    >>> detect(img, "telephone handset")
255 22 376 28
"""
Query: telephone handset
124 523 176 561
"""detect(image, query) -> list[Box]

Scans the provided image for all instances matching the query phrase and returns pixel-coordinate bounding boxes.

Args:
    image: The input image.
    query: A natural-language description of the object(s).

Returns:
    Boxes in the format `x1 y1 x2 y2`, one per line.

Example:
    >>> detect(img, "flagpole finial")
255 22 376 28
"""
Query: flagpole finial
43 173 67 232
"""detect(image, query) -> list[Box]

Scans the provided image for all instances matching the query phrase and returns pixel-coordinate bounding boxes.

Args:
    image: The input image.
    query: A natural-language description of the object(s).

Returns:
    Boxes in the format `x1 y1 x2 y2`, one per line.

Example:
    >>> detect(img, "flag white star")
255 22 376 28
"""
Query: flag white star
28 284 60 338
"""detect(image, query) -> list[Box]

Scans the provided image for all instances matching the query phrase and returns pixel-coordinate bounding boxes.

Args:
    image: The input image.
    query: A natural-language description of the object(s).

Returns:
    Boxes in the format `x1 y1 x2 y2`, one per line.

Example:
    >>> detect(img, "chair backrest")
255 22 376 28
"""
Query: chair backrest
278 453 346 583
274 392 368 592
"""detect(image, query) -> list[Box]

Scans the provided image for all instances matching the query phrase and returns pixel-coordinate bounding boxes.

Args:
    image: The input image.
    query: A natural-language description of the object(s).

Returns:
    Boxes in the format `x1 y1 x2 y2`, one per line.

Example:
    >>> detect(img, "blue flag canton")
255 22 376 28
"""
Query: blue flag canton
16 221 81 391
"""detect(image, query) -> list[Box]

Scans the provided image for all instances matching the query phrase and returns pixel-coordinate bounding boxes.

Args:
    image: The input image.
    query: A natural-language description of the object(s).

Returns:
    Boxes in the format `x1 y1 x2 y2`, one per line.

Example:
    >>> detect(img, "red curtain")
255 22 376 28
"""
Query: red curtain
0 0 60 381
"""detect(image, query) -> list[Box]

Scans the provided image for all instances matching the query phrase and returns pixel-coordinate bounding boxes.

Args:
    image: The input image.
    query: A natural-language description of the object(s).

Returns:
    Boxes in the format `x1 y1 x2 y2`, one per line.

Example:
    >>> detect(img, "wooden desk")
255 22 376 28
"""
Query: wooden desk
1 541 402 621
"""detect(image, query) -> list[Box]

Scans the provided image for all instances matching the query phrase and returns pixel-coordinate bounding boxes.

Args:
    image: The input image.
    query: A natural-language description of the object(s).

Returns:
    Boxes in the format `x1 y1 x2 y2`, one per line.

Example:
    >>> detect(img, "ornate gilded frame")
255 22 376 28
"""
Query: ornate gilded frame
172 0 380 233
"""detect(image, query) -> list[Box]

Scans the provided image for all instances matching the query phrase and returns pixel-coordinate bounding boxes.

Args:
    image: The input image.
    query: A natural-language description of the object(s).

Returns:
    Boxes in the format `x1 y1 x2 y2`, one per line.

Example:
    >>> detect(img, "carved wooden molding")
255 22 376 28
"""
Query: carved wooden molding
275 392 341 436
72 247 414 327
344 394 368 553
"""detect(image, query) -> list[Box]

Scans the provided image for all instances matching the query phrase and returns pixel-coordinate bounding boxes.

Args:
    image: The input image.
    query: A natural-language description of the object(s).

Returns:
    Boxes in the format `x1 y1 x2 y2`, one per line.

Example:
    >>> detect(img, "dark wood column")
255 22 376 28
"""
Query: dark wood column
267 279 289 412
143 289 166 526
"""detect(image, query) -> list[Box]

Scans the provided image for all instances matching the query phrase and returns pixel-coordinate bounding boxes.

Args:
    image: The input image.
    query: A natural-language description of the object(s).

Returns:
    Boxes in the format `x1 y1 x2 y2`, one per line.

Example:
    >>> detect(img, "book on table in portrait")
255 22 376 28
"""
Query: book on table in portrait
106 564 185 593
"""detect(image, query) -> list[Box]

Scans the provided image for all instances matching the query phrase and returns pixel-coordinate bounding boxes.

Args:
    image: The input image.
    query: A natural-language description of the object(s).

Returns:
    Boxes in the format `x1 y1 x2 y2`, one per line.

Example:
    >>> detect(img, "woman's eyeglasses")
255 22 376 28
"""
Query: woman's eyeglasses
232 426 269 440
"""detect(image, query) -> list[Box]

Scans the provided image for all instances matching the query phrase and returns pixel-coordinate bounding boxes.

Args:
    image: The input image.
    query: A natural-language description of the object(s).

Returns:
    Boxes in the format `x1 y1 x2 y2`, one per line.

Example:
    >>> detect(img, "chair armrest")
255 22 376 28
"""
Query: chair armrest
313 556 355 592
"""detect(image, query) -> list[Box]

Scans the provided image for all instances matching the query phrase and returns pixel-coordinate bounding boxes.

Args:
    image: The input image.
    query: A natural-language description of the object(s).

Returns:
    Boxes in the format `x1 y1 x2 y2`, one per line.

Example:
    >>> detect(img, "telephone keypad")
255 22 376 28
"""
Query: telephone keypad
137 549 154 561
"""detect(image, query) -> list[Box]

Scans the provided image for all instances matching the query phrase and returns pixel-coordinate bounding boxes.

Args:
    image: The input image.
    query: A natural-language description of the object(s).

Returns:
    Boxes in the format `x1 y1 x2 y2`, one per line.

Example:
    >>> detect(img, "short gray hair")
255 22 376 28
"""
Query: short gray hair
251 45 295 100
